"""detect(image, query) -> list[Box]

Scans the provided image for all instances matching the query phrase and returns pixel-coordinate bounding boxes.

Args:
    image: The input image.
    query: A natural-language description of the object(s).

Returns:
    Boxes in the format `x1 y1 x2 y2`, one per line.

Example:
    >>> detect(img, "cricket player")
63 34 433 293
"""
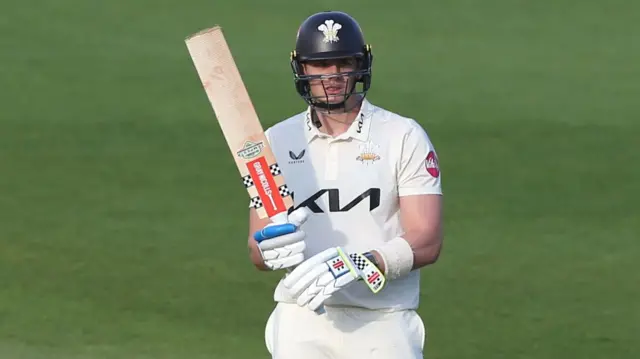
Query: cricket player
247 10 443 359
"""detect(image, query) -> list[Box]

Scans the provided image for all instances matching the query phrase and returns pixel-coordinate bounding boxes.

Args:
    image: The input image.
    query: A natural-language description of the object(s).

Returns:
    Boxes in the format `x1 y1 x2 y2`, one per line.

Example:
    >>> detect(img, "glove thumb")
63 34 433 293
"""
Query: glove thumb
288 207 311 227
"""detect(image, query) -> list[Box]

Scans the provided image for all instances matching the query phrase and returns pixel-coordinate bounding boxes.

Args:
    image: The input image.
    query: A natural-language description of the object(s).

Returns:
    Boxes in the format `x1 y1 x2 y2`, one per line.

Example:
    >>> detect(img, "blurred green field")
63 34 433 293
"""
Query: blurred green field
1 0 639 358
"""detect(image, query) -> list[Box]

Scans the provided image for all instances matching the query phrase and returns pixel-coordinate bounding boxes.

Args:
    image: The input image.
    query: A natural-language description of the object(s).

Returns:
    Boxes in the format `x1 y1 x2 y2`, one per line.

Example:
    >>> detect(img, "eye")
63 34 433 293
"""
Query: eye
339 58 357 68
307 60 330 68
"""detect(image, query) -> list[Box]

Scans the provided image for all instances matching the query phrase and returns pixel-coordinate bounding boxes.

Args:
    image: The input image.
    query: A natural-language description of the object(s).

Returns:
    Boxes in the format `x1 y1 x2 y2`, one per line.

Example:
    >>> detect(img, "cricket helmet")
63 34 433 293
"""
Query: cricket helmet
290 11 373 112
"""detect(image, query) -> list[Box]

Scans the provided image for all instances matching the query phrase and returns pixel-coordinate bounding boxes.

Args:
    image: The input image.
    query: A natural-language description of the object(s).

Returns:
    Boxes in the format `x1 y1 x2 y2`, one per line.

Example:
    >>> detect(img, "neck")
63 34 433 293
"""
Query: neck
314 97 362 136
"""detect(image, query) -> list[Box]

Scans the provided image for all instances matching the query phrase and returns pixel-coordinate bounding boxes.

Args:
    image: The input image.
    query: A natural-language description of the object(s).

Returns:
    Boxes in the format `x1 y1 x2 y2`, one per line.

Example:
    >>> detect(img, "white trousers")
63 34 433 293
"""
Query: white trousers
264 302 426 359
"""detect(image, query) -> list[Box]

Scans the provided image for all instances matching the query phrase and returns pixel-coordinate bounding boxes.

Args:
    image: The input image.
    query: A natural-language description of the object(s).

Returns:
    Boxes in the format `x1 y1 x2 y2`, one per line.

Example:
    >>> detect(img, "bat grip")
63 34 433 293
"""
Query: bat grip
270 211 289 225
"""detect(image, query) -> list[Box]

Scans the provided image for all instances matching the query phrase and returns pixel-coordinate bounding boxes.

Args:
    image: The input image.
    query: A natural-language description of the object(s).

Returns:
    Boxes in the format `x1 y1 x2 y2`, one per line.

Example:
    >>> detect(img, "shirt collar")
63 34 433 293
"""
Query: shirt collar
303 98 373 143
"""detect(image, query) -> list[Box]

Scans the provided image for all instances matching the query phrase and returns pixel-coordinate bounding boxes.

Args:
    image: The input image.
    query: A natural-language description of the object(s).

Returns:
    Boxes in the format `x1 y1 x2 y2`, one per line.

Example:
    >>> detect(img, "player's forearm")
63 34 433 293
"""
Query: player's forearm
247 211 272 271
404 229 443 269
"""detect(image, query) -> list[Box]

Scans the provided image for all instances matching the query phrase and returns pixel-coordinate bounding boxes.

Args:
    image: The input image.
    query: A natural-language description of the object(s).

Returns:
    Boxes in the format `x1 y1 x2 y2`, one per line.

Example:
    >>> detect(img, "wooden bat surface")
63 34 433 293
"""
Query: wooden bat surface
185 26 293 222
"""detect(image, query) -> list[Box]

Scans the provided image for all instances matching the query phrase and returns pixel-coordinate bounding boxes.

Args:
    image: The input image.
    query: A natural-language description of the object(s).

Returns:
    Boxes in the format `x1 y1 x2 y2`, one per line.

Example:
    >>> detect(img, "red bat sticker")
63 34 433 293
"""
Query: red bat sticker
247 157 286 218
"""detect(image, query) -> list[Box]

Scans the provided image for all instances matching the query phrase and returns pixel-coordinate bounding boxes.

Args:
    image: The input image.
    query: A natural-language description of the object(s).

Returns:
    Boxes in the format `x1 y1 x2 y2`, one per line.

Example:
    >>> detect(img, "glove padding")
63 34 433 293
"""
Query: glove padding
253 208 310 270
282 247 386 311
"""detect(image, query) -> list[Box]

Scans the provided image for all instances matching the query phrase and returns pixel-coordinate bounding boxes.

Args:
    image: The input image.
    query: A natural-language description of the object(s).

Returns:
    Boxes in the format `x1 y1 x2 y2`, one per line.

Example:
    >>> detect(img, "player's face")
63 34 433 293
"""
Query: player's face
302 58 358 104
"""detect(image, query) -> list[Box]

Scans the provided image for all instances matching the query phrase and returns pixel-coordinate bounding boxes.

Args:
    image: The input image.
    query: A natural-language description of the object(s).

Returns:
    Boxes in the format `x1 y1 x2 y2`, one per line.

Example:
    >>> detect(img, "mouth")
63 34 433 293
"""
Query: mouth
324 86 344 95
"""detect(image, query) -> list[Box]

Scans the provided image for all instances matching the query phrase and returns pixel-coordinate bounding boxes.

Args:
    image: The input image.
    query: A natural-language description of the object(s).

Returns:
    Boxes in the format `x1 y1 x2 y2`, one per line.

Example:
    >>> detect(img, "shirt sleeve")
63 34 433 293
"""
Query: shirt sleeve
397 120 443 197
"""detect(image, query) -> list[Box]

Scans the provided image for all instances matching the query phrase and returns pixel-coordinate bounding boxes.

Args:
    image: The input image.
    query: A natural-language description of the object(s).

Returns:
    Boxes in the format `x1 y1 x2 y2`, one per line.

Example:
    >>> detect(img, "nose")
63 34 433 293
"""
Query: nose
323 65 346 84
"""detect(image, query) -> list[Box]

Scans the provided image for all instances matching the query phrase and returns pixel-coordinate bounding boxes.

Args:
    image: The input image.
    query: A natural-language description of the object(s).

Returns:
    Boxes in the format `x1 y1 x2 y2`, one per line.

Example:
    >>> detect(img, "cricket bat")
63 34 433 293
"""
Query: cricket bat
184 26 293 224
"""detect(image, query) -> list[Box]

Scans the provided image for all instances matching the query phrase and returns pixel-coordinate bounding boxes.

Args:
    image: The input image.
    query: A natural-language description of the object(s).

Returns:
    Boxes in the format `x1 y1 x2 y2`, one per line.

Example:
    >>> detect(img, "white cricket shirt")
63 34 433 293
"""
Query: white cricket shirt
264 99 442 311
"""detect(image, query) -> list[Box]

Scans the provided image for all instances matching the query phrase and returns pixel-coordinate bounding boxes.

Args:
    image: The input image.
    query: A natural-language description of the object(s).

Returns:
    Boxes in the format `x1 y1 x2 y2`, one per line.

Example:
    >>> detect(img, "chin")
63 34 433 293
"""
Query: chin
326 95 347 103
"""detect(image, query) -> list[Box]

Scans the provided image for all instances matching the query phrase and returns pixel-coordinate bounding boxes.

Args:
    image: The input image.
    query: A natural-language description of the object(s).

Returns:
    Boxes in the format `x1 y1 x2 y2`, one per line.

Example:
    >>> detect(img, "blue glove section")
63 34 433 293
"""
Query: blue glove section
253 223 297 243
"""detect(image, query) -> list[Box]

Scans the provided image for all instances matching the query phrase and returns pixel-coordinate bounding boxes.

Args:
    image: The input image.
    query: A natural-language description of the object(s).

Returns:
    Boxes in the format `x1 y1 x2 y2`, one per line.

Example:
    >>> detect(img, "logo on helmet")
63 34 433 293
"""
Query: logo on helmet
318 20 342 43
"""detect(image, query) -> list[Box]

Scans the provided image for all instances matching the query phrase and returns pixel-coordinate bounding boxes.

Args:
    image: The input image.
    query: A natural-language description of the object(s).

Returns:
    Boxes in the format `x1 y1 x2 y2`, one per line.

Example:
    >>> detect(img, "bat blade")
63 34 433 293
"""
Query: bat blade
185 26 293 223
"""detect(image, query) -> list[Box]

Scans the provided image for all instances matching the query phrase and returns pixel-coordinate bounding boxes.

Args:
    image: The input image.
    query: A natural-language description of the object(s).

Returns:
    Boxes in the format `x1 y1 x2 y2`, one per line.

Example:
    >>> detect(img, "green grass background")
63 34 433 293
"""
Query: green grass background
1 0 639 358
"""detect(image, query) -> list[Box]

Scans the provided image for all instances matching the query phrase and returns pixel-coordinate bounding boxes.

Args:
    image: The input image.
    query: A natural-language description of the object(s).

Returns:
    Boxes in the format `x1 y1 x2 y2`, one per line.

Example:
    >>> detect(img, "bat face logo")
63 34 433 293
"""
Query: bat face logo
236 141 265 159
247 159 287 217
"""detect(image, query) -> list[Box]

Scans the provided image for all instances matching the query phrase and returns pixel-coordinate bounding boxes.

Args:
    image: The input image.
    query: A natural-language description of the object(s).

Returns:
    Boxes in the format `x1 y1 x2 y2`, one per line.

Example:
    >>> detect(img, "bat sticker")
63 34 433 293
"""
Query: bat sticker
237 141 265 160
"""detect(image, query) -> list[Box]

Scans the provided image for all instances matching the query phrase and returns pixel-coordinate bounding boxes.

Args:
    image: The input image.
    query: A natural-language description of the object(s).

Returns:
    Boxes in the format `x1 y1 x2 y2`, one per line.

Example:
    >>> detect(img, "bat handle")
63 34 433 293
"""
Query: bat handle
253 210 296 244
270 211 289 225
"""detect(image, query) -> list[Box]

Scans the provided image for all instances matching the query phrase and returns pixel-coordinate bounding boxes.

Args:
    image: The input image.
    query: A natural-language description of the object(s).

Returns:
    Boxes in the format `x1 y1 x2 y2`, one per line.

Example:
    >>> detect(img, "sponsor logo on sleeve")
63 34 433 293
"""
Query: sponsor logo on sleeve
425 151 440 178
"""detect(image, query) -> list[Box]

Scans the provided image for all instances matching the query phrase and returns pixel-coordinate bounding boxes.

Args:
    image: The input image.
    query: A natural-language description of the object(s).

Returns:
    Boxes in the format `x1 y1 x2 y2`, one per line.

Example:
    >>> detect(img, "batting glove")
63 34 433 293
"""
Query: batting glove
282 247 386 311
253 208 310 270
